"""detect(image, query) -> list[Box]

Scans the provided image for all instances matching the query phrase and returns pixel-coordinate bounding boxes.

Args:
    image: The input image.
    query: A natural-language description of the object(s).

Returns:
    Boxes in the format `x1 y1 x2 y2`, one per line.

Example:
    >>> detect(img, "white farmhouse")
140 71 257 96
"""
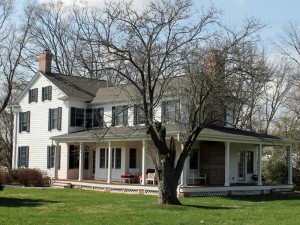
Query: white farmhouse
11 51 294 196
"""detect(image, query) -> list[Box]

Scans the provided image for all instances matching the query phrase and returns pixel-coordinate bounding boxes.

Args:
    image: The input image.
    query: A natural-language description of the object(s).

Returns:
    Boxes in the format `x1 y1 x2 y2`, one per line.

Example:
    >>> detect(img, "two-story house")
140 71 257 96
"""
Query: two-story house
11 50 294 196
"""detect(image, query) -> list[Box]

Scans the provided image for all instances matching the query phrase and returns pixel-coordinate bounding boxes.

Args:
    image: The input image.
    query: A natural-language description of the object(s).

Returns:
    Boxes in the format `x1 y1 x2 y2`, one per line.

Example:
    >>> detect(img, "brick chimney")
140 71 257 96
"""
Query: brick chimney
39 49 52 74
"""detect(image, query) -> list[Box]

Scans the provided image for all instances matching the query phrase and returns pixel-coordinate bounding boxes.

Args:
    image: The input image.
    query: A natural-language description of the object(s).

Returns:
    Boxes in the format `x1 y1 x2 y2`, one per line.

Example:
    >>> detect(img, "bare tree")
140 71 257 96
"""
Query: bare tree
83 0 265 205
0 0 34 114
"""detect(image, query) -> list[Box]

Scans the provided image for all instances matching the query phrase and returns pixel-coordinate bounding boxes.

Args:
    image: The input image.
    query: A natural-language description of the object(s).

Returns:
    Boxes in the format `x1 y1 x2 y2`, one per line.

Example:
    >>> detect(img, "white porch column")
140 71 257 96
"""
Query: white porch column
78 142 84 181
257 144 262 186
12 111 18 168
224 142 230 186
107 141 112 183
54 142 59 179
141 140 146 185
180 143 188 187
288 145 293 185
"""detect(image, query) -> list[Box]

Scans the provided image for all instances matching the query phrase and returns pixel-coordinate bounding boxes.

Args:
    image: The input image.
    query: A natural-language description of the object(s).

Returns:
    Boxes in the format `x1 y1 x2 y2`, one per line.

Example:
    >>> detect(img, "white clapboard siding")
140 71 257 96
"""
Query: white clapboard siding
15 73 69 178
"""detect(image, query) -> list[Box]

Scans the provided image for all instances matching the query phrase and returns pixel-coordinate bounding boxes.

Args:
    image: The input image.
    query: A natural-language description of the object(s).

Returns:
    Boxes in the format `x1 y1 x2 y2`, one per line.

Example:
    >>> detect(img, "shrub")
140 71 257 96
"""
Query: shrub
0 171 12 186
9 168 50 187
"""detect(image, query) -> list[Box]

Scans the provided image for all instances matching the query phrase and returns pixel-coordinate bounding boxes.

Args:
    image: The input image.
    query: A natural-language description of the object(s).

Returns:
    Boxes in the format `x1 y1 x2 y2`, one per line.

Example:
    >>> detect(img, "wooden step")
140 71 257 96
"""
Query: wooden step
51 182 72 188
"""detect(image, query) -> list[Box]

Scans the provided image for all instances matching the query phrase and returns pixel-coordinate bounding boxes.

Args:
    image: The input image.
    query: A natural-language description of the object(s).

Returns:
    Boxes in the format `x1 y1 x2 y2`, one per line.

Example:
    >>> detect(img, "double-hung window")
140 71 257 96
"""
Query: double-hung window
48 107 62 130
19 111 30 132
47 145 61 169
86 108 104 128
42 86 52 101
99 148 122 169
18 146 29 167
161 100 180 123
70 107 85 127
29 88 38 103
112 105 128 126
133 105 146 125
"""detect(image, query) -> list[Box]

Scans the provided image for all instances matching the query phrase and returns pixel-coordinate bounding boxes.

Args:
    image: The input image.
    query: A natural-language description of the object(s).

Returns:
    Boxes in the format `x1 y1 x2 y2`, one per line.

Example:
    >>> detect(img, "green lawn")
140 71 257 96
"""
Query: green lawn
0 187 300 225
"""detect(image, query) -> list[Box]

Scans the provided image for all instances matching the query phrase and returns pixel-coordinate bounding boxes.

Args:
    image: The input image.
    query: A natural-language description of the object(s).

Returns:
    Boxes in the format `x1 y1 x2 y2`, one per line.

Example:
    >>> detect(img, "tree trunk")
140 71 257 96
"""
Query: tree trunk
156 157 182 205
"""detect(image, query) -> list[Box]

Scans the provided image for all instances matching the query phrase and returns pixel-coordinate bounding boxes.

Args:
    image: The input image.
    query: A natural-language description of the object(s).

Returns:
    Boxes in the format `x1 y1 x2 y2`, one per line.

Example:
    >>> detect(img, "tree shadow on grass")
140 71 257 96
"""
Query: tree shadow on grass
0 197 59 207
183 204 238 210
223 192 300 202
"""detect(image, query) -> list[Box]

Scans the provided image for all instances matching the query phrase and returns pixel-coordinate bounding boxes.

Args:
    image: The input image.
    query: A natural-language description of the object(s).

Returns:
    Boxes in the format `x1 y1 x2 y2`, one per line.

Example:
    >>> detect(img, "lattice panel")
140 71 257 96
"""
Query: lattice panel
93 187 105 192
188 191 227 197
124 189 139 194
144 190 158 195
231 190 260 195
81 185 93 190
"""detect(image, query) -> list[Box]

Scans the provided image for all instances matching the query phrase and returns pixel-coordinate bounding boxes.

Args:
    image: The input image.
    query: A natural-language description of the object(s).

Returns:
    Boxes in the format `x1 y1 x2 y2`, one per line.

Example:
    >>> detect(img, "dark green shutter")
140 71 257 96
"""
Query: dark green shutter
28 90 32 103
48 108 52 131
70 107 75 126
47 146 50 169
58 146 61 169
19 113 22 133
133 105 137 125
25 146 29 167
42 87 45 101
161 101 166 123
112 106 116 126
26 111 30 132
57 107 62 130
17 147 21 167
123 105 128 125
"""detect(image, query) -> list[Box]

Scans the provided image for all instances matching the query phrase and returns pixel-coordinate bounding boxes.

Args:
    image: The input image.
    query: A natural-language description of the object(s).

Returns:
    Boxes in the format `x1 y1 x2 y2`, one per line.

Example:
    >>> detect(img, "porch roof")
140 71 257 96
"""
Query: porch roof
50 125 292 145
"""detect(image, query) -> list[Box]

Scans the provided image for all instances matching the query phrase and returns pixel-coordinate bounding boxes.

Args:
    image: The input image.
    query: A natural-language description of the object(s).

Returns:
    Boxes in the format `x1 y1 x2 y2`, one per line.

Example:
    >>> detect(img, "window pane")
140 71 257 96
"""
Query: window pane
189 150 198 169
129 148 136 168
51 108 58 129
247 151 254 174
100 148 106 168
115 148 121 169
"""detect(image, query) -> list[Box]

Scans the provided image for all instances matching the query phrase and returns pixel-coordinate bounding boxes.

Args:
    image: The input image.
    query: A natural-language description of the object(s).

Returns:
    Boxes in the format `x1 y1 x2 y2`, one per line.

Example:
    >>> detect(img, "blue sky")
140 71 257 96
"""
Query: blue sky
200 0 300 46
36 0 300 49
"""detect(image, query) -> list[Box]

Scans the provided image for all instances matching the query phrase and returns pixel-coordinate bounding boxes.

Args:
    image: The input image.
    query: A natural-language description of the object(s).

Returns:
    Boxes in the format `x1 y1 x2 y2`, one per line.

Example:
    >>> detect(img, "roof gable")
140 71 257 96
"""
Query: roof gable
14 72 41 104
43 73 111 101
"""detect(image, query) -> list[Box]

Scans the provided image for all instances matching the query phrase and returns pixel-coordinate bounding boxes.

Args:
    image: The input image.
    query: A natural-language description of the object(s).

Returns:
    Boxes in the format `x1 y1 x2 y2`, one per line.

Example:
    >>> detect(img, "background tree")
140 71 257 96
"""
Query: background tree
0 0 34 168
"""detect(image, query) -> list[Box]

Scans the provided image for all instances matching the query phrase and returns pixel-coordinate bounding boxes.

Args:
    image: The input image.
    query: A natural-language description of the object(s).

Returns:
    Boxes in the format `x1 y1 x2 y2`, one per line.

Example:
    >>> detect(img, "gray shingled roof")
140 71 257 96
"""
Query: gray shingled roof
43 73 112 101
51 125 284 145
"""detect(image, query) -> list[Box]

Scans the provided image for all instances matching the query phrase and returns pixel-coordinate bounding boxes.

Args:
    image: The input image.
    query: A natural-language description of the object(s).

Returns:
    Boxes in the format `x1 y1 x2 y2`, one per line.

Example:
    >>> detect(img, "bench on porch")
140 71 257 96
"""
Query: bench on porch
121 168 140 184
187 169 206 185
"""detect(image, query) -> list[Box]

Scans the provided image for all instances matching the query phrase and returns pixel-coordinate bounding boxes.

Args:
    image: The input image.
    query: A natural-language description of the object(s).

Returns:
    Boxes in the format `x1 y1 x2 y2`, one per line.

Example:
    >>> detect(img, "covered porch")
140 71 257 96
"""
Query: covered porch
50 126 295 196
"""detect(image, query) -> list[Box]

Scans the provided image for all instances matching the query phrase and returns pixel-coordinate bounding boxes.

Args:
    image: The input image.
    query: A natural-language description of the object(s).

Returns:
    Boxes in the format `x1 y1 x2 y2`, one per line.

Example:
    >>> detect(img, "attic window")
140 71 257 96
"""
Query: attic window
29 88 38 103
42 86 52 101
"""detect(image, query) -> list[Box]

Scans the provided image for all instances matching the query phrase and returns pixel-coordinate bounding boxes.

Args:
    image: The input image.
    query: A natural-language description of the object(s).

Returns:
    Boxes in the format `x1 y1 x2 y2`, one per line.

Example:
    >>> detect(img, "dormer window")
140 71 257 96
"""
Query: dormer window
134 105 146 125
70 107 84 127
29 88 38 103
161 100 180 123
42 86 52 101
112 105 128 126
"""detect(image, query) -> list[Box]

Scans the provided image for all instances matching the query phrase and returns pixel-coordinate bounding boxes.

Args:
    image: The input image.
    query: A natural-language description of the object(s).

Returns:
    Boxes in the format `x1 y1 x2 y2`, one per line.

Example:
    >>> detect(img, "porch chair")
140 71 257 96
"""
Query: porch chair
188 169 206 185
121 168 140 184
146 172 157 185
139 168 156 184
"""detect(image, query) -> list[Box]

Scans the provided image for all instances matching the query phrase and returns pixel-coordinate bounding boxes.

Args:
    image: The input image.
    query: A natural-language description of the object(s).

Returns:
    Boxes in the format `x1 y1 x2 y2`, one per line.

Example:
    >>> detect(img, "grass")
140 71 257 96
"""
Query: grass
1 188 300 225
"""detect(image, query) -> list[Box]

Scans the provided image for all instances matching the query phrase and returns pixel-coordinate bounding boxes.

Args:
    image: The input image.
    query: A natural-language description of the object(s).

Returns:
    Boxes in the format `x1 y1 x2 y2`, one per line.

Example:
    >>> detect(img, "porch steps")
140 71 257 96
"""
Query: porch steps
51 182 72 189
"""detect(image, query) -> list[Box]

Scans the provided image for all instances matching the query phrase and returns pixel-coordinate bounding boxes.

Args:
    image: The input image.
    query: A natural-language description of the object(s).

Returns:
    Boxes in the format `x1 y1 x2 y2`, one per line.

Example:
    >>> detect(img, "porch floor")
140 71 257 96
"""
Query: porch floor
51 178 294 197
